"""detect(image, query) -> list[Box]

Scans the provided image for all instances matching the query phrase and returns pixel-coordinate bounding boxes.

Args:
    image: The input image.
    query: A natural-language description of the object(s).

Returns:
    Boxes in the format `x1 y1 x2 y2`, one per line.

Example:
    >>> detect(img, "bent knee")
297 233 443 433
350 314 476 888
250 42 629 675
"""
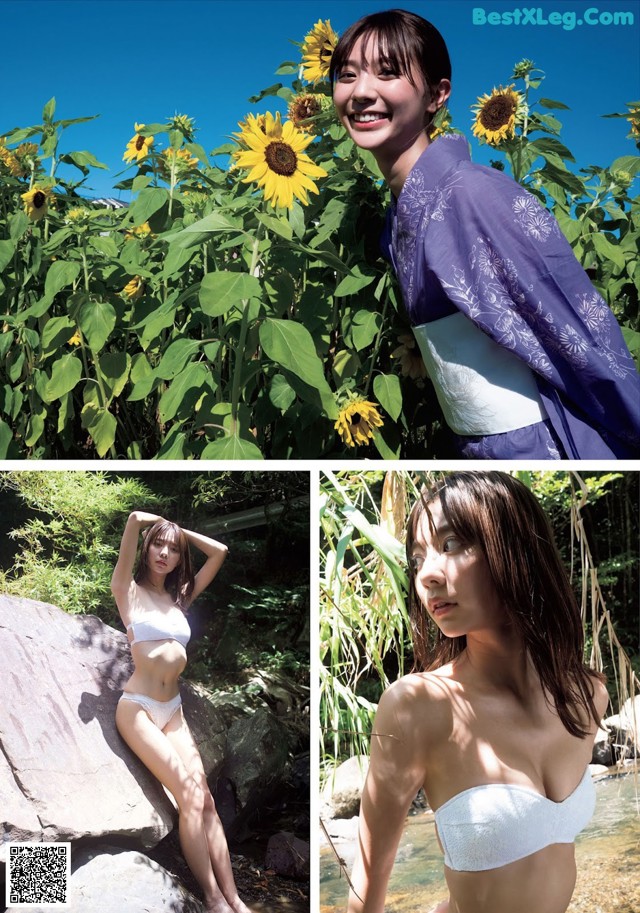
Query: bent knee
176 777 208 815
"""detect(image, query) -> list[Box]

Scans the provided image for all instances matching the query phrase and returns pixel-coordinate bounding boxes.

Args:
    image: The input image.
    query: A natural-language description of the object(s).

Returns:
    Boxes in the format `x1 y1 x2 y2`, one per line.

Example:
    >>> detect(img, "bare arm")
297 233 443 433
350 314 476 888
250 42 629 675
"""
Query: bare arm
111 511 162 606
182 526 228 603
348 679 427 913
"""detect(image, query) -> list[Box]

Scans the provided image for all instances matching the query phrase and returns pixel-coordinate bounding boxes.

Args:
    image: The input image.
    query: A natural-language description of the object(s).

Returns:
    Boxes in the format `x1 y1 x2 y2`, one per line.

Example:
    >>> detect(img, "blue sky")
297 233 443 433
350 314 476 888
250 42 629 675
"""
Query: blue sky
2 0 639 199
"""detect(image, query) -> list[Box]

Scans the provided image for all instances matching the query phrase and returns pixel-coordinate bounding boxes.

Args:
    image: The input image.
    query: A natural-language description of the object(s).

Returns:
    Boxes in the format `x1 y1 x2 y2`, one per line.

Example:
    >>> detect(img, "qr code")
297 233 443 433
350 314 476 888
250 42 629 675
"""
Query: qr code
5 843 70 907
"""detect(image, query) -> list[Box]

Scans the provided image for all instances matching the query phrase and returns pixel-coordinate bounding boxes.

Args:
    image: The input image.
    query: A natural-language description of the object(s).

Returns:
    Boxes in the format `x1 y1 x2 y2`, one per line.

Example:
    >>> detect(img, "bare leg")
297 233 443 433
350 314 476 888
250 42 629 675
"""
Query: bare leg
165 711 254 913
116 700 234 913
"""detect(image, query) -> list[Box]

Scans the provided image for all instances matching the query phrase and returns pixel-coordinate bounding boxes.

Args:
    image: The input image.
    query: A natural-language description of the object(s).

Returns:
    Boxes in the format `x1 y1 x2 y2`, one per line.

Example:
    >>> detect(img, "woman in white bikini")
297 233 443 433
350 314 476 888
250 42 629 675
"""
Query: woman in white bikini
112 510 252 913
347 472 608 913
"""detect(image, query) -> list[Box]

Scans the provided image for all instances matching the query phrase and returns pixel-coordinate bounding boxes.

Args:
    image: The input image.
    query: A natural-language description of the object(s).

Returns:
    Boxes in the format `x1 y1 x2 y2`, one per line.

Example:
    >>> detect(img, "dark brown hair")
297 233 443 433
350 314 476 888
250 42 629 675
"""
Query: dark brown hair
330 8 452 92
406 471 603 737
134 519 194 610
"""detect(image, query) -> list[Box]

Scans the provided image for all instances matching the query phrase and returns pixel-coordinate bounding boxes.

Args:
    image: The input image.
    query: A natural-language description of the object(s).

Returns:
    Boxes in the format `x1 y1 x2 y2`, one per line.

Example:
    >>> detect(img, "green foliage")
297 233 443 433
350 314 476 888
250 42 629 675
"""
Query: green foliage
320 470 416 776
1 43 638 458
0 471 166 620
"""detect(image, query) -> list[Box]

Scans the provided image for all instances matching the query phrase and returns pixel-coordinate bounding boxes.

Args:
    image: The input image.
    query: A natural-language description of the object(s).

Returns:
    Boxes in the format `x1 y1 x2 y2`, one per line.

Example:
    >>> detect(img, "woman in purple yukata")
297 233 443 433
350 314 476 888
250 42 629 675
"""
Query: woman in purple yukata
331 9 640 459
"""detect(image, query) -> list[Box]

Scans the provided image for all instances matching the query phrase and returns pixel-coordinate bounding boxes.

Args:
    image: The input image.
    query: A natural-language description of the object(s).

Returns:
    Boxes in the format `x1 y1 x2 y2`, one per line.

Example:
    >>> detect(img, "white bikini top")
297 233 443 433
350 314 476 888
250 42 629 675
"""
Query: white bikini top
412 313 547 435
127 610 191 649
434 767 595 872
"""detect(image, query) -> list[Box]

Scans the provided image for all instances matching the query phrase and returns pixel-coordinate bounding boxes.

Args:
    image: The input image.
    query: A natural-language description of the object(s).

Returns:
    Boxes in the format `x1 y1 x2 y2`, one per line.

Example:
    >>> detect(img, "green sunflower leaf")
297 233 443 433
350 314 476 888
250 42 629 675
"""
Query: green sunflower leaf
77 298 117 352
42 354 83 402
155 339 203 380
42 97 56 124
81 404 117 457
201 433 264 460
199 271 262 317
259 317 327 391
373 373 403 421
538 98 571 110
126 188 169 227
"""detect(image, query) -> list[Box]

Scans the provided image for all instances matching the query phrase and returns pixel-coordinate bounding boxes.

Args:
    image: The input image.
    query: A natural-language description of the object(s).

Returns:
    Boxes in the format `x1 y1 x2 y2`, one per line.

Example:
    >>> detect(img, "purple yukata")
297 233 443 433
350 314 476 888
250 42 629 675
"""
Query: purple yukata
382 134 640 459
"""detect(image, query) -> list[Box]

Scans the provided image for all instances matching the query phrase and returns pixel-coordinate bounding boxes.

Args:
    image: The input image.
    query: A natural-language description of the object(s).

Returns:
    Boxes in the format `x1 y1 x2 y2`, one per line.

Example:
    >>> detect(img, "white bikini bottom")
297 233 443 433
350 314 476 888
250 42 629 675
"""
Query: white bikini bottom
412 314 547 436
119 691 182 729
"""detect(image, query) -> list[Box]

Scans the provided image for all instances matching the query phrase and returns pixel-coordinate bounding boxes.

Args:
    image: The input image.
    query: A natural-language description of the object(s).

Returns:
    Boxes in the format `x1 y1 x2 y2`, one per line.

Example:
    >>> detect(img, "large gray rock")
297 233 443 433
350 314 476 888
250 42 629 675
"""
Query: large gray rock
321 756 369 819
0 595 224 848
6 845 204 913
216 708 291 839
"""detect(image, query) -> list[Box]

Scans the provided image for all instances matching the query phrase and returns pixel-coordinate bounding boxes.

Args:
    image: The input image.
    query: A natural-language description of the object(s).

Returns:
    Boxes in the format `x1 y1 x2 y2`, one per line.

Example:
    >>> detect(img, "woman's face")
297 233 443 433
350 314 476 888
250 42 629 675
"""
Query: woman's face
147 528 181 577
332 33 440 159
409 498 505 639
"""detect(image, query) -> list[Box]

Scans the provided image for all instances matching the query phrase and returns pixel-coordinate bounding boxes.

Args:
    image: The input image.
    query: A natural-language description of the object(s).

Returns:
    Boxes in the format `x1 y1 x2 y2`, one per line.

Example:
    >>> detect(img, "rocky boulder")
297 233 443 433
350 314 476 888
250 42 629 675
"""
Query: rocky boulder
5 845 205 913
321 756 369 820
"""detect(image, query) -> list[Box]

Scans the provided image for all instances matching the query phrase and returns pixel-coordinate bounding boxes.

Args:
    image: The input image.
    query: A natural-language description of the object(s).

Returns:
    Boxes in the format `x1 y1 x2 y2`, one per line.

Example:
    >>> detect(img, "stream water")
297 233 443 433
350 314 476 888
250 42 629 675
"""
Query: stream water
320 772 639 913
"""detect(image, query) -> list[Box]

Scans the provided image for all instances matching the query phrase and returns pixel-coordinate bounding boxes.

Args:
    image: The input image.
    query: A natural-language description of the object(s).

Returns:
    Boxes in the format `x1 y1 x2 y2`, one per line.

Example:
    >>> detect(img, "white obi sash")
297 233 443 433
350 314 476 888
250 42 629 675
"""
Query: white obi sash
413 314 547 436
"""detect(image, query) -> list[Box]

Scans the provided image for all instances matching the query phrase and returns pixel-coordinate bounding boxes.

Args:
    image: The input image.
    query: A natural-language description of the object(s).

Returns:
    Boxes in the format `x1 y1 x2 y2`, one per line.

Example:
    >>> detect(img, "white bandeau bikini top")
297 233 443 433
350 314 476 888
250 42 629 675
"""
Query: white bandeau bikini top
434 766 595 872
127 610 191 649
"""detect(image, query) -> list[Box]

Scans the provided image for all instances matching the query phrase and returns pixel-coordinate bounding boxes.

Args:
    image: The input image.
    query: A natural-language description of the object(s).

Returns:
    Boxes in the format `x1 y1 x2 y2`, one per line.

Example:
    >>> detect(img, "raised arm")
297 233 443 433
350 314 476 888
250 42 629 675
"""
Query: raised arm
111 511 163 603
181 527 229 603
348 678 428 913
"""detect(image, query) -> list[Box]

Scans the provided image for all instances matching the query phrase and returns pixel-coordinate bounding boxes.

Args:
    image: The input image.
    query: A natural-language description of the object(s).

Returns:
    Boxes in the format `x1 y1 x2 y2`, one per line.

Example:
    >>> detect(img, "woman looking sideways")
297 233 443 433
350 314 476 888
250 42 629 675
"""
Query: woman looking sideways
331 9 640 459
112 511 252 913
347 472 608 913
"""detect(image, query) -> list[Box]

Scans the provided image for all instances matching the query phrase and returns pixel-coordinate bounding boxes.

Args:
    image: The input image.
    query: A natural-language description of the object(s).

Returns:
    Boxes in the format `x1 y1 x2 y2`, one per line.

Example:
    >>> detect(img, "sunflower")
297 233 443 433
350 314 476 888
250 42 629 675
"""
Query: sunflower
0 140 20 176
627 104 640 138
122 276 144 300
301 19 338 85
428 107 453 141
471 86 524 146
335 396 384 448
232 111 327 209
21 185 53 222
13 142 39 176
288 92 332 133
391 334 427 381
125 221 154 241
166 113 196 141
68 330 82 346
123 124 154 164
160 146 199 181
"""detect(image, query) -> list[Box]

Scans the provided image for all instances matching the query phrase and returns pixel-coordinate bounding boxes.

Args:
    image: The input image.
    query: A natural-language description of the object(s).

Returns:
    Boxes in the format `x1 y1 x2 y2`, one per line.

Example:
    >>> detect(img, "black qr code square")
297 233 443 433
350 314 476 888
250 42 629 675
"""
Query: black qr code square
6 843 71 907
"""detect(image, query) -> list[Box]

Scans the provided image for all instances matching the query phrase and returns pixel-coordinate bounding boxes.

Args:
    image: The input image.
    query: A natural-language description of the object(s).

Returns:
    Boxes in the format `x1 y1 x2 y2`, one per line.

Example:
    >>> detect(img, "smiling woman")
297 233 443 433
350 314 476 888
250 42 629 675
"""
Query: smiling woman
330 8 640 460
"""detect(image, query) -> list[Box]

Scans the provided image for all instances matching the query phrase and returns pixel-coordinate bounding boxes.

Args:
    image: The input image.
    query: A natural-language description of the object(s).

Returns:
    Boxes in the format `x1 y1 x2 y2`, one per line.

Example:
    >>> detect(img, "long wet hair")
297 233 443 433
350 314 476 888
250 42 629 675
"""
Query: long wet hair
406 471 604 737
134 519 194 611
330 8 452 94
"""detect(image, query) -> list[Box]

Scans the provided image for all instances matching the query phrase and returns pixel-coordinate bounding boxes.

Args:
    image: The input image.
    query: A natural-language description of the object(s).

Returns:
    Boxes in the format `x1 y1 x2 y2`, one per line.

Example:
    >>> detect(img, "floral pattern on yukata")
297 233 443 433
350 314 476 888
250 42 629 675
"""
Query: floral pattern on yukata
392 168 461 311
512 195 562 242
440 233 636 387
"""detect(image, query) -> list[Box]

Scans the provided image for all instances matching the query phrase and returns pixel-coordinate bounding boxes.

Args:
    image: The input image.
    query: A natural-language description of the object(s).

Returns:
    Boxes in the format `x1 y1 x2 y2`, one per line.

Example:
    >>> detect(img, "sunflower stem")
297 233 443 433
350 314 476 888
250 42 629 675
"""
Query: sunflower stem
363 286 390 397
230 223 263 434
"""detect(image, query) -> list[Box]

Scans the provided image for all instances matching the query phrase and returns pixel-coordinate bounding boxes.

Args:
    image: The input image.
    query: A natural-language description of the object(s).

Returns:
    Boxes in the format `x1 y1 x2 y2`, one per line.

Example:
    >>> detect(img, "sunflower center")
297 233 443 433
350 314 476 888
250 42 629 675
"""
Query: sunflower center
135 135 146 151
265 142 298 177
33 191 45 208
480 96 515 130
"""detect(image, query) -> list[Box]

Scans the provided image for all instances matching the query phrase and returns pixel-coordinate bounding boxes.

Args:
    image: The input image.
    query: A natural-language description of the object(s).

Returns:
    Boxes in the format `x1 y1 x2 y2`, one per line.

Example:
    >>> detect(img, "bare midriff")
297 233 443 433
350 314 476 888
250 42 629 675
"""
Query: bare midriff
444 843 577 913
123 639 187 702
